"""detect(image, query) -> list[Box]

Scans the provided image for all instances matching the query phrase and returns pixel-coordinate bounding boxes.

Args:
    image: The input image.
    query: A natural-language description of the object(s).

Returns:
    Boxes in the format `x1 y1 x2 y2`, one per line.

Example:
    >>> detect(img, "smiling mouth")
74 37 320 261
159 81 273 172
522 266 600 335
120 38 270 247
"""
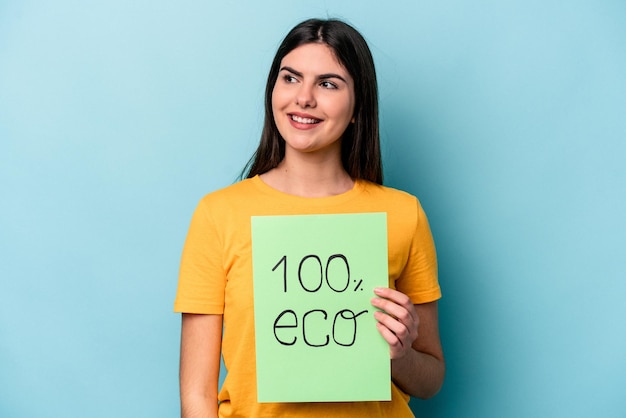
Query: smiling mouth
290 114 321 124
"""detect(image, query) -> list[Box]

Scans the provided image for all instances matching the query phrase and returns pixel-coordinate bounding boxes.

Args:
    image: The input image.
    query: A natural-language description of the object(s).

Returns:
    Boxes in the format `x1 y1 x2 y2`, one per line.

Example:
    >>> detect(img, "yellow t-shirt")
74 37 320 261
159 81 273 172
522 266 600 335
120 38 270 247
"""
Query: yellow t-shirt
174 175 440 418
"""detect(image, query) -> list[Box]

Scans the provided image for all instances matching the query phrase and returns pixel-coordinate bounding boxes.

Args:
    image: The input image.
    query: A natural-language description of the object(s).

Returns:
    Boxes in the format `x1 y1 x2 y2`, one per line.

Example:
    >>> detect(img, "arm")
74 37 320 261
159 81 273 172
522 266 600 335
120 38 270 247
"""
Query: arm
180 313 223 418
371 288 445 399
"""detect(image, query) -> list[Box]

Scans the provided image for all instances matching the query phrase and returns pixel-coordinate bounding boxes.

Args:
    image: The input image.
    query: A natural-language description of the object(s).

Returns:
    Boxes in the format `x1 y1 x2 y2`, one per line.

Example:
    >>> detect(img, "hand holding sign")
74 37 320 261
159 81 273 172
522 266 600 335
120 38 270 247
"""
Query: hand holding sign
372 287 420 359
252 213 390 403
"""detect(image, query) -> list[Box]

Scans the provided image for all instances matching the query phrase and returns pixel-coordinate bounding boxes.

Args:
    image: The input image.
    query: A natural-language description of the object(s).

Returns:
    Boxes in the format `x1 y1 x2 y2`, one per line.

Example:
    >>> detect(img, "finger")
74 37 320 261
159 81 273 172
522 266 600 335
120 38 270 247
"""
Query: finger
373 288 418 322
373 310 412 342
371 296 416 328
374 321 408 359
375 320 403 351
373 287 411 306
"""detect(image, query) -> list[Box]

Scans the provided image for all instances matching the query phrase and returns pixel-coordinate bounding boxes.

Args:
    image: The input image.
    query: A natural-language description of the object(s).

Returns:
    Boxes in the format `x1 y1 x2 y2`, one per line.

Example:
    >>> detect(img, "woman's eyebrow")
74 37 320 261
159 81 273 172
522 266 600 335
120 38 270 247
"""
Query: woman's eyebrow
280 66 303 77
279 66 348 83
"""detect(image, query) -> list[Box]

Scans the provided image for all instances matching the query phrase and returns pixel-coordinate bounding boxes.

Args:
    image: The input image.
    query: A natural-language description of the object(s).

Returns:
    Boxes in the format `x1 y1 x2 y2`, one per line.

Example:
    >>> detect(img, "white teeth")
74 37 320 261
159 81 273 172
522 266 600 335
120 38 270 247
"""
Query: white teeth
291 115 320 124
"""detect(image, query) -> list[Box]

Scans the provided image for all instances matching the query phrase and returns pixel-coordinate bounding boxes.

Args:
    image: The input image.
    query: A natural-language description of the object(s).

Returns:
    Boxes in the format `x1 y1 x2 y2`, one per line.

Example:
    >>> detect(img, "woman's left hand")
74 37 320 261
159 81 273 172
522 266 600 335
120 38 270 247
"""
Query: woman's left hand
371 287 419 359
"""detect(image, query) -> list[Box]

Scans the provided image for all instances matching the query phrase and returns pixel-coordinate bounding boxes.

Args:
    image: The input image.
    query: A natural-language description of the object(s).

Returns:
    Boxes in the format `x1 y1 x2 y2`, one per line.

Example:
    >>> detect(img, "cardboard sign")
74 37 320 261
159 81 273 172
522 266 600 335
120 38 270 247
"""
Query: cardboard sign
251 213 390 403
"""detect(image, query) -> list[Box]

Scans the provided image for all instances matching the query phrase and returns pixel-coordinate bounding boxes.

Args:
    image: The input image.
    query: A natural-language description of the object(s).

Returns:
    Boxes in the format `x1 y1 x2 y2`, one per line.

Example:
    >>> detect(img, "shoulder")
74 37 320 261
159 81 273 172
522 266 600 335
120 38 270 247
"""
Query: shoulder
357 181 431 233
186 178 260 226
199 177 259 207
359 181 422 210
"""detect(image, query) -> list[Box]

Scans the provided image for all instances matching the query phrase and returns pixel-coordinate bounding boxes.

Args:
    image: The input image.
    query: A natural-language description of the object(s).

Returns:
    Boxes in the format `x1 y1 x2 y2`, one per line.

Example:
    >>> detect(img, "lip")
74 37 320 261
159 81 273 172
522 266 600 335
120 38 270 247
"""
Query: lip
287 112 323 130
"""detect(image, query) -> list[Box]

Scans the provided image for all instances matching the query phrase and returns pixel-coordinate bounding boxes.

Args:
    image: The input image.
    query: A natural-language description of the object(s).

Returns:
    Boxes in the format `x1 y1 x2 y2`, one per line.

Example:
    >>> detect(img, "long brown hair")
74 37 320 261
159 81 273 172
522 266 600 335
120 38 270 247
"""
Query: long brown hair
242 18 383 184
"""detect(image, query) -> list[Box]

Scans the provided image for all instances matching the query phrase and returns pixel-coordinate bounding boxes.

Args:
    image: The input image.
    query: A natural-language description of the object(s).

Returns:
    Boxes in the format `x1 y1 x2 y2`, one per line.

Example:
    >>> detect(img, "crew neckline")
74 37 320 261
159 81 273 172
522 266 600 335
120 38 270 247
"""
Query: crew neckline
250 174 365 207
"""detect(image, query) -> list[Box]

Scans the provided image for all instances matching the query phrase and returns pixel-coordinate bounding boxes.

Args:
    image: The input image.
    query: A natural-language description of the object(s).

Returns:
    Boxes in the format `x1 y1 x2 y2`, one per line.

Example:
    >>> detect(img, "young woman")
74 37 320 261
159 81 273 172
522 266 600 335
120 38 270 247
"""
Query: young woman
174 18 444 418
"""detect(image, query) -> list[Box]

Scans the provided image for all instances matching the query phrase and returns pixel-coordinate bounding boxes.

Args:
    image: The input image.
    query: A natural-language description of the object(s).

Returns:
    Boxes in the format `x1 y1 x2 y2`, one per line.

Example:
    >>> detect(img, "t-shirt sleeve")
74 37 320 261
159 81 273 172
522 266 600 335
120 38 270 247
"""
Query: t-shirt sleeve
174 198 226 314
395 199 441 304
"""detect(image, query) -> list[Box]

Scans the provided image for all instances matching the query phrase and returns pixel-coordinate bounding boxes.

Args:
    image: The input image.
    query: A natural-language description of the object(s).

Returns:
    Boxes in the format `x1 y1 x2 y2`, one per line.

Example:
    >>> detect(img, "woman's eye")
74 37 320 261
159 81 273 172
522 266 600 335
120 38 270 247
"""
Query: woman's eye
320 81 338 89
283 75 297 83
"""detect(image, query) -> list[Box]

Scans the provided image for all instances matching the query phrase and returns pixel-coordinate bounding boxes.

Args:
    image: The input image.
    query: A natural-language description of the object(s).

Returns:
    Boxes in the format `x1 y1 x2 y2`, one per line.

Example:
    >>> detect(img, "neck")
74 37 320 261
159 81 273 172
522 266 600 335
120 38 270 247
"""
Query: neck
260 150 354 198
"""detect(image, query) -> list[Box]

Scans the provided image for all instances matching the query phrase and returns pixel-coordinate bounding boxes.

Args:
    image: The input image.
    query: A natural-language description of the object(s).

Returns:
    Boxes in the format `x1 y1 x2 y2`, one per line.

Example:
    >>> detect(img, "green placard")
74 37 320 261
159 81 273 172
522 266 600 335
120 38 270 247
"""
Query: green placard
251 213 391 403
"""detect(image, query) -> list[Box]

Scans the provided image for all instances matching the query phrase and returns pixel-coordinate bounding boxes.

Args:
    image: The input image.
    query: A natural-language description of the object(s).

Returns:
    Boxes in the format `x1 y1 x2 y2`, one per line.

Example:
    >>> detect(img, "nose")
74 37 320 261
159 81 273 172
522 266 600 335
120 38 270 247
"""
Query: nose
295 83 316 108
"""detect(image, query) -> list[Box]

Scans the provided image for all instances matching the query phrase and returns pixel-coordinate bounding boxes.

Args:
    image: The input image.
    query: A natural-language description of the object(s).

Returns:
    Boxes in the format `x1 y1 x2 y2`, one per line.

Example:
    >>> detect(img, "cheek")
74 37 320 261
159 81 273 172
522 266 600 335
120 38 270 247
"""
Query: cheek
270 89 278 114
270 94 281 126
271 84 290 110
271 89 287 132
329 97 356 123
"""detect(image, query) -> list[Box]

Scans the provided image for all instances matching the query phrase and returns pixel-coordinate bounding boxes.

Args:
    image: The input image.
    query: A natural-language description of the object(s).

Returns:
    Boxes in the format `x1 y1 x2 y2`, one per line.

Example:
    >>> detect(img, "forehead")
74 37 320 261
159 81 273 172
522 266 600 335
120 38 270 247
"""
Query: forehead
280 43 350 76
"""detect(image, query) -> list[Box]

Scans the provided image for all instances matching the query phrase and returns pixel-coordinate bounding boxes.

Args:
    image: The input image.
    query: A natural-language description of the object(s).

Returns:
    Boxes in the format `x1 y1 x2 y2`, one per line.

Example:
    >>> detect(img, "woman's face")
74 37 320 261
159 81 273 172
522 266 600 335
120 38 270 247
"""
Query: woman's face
272 43 355 159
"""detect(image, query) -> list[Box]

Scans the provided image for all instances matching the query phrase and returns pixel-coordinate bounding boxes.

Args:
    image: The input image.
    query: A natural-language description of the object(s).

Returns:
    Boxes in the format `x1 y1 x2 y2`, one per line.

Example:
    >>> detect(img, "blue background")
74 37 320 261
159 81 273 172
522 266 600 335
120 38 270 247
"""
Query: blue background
1 1 625 417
